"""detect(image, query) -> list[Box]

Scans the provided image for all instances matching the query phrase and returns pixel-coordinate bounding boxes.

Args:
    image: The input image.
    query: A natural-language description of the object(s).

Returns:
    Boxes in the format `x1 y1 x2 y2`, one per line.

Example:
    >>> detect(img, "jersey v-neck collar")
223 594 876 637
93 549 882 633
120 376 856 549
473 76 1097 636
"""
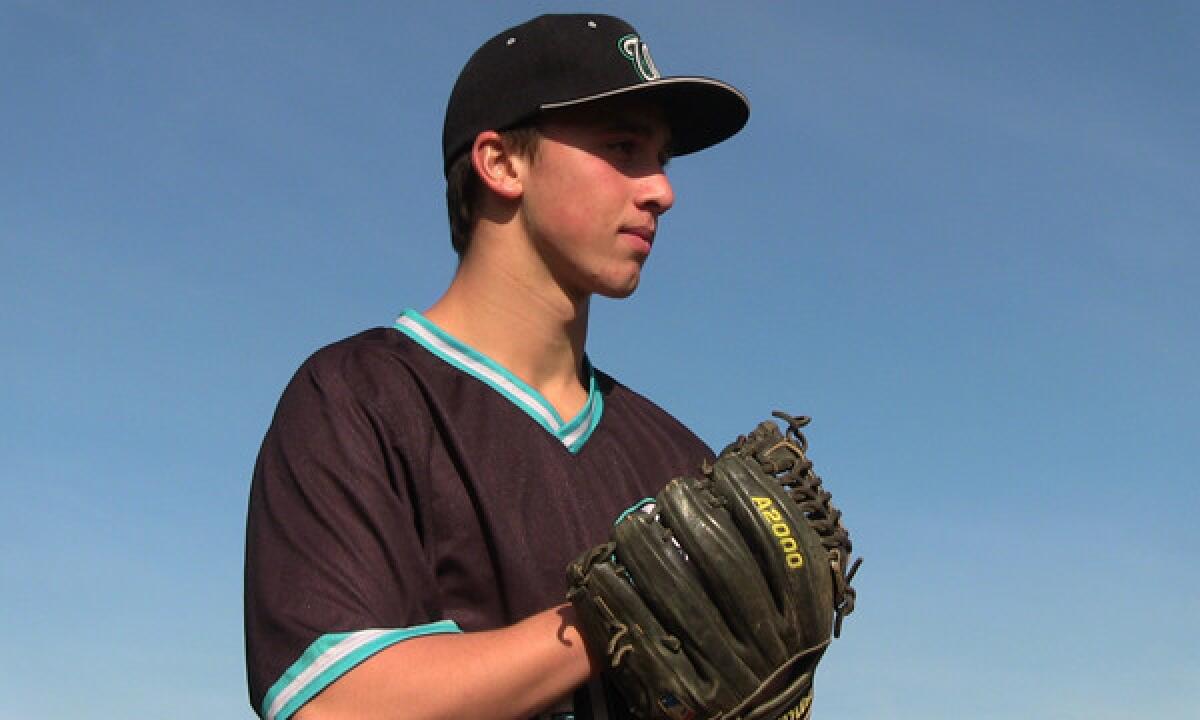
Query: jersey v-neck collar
394 309 603 454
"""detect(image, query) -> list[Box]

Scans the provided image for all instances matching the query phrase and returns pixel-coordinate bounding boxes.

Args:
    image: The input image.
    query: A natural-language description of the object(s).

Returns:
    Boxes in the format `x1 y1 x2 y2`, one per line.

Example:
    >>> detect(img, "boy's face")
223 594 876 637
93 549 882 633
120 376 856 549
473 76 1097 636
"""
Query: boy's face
515 97 675 301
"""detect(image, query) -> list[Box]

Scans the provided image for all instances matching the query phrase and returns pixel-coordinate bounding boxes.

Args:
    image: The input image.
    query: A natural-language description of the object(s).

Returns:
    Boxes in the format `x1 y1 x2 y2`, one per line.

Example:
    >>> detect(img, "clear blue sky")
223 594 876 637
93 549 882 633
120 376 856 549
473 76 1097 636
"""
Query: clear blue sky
2 2 1197 718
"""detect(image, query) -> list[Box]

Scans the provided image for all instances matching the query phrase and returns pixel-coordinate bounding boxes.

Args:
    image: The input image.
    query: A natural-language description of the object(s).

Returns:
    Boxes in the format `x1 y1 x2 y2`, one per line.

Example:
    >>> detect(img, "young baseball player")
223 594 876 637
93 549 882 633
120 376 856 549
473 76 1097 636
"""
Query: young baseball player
244 13 748 720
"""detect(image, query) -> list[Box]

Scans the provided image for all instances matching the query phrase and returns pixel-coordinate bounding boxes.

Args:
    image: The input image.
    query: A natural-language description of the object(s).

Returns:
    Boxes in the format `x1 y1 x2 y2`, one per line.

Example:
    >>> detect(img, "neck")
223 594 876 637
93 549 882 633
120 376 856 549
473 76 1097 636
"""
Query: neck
424 227 592 418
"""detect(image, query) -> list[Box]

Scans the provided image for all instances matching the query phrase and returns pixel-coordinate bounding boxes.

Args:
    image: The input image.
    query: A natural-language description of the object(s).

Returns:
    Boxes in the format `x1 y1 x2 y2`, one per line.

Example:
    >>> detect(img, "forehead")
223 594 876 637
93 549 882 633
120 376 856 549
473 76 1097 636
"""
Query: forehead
538 96 672 143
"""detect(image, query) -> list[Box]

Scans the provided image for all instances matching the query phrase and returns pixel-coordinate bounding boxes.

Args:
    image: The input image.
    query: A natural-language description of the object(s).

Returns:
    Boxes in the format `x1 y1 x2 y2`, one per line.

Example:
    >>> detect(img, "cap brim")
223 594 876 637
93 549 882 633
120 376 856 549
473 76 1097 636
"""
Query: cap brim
540 76 749 157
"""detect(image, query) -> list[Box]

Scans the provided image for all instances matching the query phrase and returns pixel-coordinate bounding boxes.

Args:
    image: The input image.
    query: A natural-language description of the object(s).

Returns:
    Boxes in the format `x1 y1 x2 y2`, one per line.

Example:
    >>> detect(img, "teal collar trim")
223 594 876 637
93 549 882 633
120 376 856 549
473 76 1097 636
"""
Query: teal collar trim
394 309 602 453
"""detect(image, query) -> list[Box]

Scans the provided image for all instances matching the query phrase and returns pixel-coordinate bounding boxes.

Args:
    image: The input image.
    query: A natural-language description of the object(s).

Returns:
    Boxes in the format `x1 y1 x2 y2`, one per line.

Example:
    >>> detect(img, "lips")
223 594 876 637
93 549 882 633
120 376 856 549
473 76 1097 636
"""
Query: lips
622 224 656 246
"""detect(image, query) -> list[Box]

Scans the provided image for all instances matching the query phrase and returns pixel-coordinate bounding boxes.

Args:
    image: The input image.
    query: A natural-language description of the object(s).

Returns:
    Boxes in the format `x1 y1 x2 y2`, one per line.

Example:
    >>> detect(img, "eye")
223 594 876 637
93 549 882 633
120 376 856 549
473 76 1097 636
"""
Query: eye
608 140 637 156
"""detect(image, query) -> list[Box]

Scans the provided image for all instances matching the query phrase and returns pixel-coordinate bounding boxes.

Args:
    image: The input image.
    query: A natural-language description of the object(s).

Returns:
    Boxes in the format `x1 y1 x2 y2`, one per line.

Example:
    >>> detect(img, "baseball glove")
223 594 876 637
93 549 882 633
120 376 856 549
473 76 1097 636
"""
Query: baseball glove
567 412 860 720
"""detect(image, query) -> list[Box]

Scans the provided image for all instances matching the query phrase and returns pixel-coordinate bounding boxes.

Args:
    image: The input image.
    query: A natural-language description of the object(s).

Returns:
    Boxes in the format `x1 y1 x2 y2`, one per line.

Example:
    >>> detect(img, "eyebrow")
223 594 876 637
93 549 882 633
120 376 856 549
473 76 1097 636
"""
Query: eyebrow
601 120 655 136
601 120 675 159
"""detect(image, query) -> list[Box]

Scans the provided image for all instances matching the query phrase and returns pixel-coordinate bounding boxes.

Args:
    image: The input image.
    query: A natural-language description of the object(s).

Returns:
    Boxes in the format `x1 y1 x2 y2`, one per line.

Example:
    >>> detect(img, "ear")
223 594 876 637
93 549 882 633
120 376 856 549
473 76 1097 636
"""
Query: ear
471 131 524 201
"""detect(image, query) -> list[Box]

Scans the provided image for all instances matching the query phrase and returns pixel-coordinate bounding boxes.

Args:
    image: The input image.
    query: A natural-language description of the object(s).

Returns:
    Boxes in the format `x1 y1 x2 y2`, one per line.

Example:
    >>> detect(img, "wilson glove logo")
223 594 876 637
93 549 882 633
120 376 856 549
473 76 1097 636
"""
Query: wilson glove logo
752 496 805 569
777 693 813 720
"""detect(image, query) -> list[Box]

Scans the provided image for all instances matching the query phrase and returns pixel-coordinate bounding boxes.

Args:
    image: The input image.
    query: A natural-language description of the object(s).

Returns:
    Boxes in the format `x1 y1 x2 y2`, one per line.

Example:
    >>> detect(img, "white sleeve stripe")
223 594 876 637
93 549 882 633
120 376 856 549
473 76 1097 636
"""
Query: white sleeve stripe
262 621 461 720
265 629 389 720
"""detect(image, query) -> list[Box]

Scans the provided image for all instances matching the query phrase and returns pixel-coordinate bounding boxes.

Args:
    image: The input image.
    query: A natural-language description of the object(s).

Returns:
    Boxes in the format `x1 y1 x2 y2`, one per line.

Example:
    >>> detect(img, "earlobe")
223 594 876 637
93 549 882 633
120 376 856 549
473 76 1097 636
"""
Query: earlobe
471 132 523 201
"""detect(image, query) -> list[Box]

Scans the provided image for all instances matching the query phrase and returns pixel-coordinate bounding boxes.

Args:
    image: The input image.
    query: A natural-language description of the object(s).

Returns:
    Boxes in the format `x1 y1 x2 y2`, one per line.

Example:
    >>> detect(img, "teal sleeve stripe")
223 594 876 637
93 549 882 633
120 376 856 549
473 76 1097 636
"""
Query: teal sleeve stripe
614 497 657 526
261 620 461 720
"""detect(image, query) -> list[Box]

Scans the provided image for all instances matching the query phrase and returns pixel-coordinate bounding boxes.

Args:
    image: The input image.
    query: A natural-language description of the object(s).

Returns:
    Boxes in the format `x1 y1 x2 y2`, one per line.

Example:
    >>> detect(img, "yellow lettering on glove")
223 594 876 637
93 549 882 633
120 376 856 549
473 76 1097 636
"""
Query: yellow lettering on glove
752 496 805 569
777 693 813 720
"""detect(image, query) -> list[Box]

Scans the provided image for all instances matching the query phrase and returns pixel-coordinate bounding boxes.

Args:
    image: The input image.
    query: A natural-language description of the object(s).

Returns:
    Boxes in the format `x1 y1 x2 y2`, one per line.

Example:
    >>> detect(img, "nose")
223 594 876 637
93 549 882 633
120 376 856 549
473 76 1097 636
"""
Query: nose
638 168 675 216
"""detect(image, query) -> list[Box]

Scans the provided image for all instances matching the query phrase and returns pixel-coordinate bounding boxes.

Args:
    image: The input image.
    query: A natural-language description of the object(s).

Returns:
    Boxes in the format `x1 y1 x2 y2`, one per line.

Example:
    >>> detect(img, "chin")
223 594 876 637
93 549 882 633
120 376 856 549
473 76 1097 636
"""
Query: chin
595 268 643 300
597 277 641 299
587 263 644 300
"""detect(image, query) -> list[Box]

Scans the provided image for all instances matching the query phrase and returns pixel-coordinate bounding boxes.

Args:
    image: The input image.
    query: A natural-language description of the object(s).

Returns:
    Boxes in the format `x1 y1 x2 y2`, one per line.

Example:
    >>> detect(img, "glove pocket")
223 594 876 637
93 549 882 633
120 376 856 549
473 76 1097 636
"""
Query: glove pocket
653 476 790 678
613 508 762 700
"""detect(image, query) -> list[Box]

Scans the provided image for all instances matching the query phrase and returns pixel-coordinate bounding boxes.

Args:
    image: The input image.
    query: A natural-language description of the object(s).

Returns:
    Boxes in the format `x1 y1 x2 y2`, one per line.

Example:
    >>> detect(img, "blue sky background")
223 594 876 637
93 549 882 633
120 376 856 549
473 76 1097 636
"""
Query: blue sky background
2 2 1197 718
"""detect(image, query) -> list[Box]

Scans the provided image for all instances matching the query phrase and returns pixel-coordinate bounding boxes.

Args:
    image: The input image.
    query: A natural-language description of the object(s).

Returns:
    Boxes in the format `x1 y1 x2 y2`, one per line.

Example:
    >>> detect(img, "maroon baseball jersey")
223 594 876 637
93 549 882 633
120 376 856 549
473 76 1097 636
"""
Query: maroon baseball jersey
245 309 713 719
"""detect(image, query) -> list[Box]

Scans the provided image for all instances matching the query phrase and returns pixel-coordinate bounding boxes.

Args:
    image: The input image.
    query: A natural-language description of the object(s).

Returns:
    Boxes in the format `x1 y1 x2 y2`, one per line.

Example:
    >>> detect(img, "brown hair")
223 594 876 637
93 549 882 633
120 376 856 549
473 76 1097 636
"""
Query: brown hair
445 125 542 256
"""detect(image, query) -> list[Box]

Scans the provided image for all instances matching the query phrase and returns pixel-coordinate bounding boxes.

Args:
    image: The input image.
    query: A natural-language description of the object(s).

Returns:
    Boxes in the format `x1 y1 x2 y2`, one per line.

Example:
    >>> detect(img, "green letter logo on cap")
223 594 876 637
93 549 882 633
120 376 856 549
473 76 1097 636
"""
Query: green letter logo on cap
619 34 661 82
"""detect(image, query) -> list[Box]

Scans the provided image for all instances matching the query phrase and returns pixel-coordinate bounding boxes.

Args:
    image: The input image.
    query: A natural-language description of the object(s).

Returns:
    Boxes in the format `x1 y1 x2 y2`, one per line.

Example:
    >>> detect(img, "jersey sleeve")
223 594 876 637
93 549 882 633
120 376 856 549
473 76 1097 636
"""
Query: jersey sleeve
244 341 457 720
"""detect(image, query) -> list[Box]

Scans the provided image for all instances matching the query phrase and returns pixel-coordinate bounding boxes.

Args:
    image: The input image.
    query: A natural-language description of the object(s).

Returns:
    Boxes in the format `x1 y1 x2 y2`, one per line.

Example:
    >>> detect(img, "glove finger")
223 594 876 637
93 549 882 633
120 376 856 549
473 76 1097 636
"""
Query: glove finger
612 509 761 702
568 542 721 718
710 455 835 655
656 475 787 674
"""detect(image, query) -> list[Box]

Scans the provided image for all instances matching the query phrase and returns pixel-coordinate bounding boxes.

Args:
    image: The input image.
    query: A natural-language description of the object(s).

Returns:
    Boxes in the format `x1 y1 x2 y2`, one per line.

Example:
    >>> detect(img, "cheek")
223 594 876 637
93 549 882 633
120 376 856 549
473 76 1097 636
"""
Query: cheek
530 169 613 233
555 197 601 235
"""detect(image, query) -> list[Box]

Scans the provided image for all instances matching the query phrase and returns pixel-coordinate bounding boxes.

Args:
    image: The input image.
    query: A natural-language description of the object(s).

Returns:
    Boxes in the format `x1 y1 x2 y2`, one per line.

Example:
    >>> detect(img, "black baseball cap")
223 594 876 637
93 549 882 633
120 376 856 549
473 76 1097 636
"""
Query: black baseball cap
442 13 750 175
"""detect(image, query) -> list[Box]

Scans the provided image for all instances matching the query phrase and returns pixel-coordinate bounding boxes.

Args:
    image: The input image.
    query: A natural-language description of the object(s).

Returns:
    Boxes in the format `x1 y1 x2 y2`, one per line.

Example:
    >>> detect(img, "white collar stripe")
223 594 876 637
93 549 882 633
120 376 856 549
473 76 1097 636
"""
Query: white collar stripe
396 314 562 432
560 377 601 451
394 310 603 453
562 400 599 451
557 374 593 436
